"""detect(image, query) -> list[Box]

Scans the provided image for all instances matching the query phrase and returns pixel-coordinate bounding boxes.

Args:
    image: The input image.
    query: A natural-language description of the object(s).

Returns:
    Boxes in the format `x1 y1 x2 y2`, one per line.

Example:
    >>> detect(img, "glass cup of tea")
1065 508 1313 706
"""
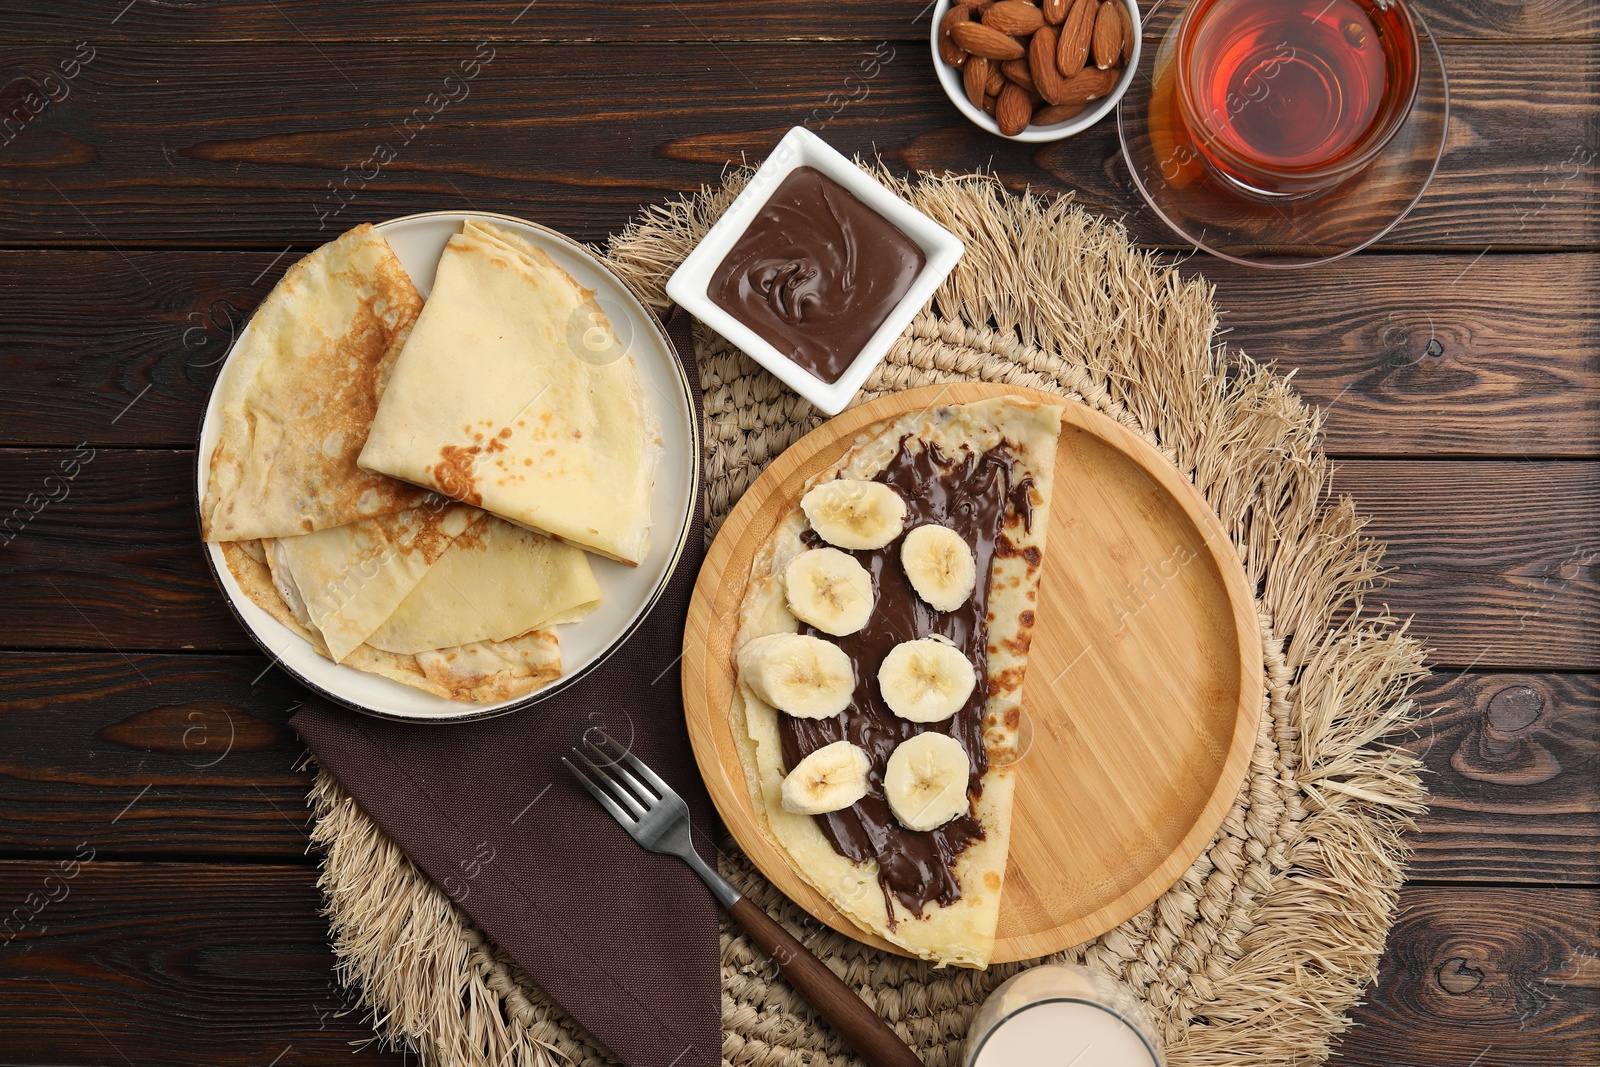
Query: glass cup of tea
1172 0 1422 198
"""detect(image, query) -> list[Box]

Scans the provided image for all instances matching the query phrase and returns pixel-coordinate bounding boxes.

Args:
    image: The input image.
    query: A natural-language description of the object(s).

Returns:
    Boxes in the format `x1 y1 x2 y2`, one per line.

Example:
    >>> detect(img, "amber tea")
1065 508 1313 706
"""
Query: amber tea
1174 0 1420 196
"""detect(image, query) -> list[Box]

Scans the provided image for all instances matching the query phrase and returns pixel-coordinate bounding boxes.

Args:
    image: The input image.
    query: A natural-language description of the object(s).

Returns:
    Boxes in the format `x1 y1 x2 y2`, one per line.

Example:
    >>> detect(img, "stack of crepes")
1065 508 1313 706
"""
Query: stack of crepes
201 221 661 702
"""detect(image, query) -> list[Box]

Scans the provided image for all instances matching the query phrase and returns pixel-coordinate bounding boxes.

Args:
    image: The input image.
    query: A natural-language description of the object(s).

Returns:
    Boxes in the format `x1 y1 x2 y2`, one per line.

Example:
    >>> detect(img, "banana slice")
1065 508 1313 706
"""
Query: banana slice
784 547 874 636
801 479 907 551
900 524 977 612
877 635 977 722
781 739 872 815
737 633 855 719
884 731 971 831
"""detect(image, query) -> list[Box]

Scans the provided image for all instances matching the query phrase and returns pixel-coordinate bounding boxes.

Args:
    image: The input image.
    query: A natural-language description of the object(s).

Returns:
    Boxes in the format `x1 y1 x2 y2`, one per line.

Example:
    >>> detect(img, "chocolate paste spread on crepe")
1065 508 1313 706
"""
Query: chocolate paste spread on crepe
358 220 660 565
202 223 430 542
731 398 1061 967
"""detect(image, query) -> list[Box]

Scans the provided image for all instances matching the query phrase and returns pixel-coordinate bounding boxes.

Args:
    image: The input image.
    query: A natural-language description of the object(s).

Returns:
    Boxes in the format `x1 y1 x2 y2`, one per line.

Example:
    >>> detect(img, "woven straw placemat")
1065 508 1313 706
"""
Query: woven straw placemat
305 171 1429 1067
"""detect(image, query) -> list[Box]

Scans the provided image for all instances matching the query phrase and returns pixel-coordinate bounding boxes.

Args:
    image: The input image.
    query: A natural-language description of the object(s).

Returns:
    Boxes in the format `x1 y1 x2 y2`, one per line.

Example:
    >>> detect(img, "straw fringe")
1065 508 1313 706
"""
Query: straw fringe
306 169 1428 1067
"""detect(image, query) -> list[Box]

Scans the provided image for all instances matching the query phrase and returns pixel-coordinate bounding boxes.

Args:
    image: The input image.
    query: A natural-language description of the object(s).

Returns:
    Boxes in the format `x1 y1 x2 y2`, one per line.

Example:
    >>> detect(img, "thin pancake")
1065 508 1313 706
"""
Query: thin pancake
270 504 479 664
732 397 1060 967
221 539 562 703
411 631 563 703
366 512 601 655
358 220 660 565
202 223 431 542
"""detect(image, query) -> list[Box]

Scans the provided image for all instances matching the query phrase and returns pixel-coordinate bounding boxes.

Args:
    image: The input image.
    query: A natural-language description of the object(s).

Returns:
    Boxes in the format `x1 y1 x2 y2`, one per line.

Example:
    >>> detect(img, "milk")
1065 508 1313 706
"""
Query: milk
963 965 1163 1067
970 999 1159 1067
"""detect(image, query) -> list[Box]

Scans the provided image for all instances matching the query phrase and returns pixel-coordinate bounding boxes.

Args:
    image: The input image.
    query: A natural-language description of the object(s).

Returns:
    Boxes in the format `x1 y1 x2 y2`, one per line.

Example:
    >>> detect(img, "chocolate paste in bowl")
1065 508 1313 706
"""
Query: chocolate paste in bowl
709 166 926 385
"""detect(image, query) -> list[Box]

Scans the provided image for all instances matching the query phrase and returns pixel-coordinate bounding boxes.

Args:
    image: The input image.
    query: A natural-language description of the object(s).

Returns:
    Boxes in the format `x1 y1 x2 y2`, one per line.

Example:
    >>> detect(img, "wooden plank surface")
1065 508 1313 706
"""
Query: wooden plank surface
1398 672 1599 884
1 864 1593 1065
4 450 1592 669
0 42 1594 251
2 251 1595 457
2 0 1596 42
0 653 311 857
1 0 1596 1060
1203 255 1600 458
0 863 402 1066
1331 460 1600 670
1334 888 1600 1067
0 251 254 450
0 451 228 653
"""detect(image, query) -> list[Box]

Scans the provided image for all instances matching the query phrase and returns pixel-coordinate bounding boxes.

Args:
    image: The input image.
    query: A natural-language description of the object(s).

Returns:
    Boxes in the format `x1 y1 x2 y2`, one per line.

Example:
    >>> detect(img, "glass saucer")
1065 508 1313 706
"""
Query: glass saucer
1116 0 1449 268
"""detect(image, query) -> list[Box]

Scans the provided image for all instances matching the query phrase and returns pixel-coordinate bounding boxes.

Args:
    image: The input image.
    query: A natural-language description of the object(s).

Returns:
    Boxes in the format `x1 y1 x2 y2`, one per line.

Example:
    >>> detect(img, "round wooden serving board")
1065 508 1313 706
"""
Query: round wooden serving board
683 383 1263 963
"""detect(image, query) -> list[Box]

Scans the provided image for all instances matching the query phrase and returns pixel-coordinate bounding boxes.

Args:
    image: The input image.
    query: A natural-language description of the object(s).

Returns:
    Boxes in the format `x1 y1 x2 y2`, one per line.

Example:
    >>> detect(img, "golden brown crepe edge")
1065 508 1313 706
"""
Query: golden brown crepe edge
200 223 431 543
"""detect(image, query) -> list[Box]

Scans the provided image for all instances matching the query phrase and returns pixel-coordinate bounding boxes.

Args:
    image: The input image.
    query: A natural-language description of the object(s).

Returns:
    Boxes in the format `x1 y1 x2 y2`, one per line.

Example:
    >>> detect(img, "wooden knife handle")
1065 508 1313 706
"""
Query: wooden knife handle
727 895 924 1067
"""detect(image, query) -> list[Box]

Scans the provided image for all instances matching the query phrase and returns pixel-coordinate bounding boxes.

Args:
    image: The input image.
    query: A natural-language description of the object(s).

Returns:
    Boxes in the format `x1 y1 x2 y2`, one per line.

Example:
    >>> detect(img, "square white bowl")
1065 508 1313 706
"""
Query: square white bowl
666 126 964 416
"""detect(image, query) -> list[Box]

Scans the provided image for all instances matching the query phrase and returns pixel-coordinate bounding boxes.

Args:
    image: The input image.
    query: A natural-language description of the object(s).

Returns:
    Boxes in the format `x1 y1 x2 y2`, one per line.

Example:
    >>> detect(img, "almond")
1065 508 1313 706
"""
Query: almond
1056 0 1096 77
963 54 991 108
995 80 1033 135
1057 63 1119 104
1092 2 1122 69
1118 1 1136 63
982 0 1045 36
1033 100 1088 124
1028 24 1065 104
1043 0 1070 24
1001 58 1037 93
951 20 1026 61
985 64 1005 95
983 92 998 115
939 6 971 66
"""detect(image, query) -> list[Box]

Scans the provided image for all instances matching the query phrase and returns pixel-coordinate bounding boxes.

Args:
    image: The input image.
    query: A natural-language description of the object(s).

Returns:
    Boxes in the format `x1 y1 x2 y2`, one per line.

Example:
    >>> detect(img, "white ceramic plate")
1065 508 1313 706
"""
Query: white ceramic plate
197 211 699 722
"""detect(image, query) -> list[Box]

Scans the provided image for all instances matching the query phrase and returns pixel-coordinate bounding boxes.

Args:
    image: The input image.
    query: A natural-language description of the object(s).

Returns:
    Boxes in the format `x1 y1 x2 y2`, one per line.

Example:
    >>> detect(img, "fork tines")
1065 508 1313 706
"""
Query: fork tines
563 732 670 826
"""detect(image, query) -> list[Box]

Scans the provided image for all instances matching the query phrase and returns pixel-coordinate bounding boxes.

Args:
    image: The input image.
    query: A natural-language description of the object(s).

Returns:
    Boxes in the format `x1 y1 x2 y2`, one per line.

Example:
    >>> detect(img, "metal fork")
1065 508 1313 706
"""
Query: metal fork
565 733 923 1067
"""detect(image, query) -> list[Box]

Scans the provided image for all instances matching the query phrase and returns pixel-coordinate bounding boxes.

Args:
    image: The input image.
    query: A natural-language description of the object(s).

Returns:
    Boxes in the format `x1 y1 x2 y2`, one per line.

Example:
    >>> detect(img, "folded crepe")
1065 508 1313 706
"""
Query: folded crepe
358 220 661 565
204 221 614 704
266 504 481 664
221 496 599 704
221 539 565 704
264 501 600 659
366 512 602 654
202 223 431 542
731 398 1062 968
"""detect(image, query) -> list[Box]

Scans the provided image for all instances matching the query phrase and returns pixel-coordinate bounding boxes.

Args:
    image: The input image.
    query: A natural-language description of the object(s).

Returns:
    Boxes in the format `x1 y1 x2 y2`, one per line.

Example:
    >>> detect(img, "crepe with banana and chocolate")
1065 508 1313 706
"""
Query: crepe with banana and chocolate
731 397 1062 968
358 220 661 565
201 223 430 542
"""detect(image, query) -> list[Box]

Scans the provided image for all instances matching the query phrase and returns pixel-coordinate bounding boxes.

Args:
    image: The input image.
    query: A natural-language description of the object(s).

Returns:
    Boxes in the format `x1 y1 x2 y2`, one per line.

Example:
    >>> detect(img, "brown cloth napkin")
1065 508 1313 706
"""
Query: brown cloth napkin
291 307 722 1067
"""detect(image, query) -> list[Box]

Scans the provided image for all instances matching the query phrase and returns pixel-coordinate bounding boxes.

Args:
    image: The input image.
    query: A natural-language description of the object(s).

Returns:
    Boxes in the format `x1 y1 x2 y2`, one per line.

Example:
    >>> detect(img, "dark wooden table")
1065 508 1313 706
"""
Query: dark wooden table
1 2 1595 1064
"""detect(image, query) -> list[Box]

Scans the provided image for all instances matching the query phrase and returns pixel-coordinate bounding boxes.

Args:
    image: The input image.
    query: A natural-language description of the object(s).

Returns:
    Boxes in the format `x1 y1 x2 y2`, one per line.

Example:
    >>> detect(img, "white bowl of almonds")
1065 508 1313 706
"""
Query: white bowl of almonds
931 0 1141 141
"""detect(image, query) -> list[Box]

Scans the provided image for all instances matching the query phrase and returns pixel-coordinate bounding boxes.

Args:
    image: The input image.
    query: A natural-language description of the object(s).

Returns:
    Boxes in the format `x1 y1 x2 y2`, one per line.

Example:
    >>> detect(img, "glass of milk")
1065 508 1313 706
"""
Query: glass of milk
964 964 1164 1067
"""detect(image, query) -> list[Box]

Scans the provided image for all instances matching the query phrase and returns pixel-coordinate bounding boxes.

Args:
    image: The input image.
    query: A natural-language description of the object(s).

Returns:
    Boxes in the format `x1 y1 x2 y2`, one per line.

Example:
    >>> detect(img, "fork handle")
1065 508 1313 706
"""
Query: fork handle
727 895 925 1067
